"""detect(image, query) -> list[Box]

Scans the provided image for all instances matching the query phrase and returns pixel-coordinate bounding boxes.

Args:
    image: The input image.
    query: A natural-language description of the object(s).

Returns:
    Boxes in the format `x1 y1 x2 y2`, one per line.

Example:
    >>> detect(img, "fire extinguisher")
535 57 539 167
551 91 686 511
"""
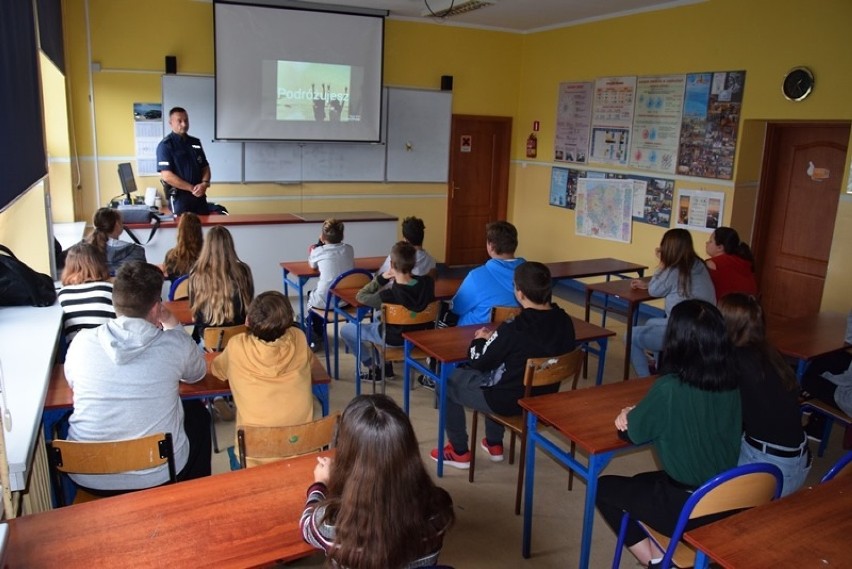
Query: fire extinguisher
526 132 537 158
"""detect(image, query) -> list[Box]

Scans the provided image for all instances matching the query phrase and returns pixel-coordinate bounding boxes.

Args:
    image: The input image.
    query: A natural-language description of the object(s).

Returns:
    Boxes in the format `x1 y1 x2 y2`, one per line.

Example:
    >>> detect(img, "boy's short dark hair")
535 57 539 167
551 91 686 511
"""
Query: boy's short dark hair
390 241 416 275
322 218 345 244
247 291 294 342
486 221 518 255
514 261 552 305
401 217 426 246
113 261 164 318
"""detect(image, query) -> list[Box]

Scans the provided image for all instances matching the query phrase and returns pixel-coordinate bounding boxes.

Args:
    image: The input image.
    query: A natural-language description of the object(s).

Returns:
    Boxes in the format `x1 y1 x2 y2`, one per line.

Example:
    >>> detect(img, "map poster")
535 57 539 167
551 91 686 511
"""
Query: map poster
676 71 745 180
605 173 674 228
554 82 593 164
629 75 686 174
675 188 725 232
590 76 637 166
575 178 634 243
550 167 605 209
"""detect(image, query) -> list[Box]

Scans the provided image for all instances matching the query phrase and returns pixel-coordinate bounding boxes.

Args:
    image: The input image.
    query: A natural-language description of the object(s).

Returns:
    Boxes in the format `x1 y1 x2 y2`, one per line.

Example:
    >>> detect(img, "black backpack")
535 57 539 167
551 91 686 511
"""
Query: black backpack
0 244 57 307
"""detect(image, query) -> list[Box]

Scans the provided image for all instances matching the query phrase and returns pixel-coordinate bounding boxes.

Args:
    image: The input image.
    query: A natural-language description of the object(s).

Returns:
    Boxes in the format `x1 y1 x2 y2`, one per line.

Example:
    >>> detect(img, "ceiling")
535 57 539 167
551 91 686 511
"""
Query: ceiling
297 0 704 33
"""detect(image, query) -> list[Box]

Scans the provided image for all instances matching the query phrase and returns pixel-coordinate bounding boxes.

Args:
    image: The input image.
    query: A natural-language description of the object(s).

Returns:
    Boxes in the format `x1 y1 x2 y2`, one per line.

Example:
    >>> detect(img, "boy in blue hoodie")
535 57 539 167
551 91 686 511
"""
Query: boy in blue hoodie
450 221 525 326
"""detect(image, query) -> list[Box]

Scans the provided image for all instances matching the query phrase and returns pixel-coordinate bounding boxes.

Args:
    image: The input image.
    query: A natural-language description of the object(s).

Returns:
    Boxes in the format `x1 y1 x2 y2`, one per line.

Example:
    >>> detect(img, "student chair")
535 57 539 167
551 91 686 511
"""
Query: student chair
611 463 783 569
469 348 584 515
308 268 374 377
48 433 176 507
490 305 522 324
168 274 189 301
368 301 441 395
821 450 852 483
202 323 247 453
237 412 340 468
801 399 852 458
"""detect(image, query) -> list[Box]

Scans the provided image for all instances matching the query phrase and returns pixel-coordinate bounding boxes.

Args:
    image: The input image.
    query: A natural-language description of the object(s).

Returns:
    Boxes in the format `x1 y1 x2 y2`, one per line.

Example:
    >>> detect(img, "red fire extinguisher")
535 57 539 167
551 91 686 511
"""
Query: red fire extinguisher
526 132 537 158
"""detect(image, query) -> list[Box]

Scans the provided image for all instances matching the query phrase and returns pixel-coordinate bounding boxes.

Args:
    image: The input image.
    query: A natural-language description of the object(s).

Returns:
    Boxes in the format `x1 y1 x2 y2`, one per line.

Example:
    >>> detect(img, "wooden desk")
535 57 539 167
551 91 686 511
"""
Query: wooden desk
519 377 655 568
766 311 849 379
403 318 616 477
280 256 386 328
684 476 852 568
584 277 655 380
546 258 647 282
4 451 328 568
162 298 192 325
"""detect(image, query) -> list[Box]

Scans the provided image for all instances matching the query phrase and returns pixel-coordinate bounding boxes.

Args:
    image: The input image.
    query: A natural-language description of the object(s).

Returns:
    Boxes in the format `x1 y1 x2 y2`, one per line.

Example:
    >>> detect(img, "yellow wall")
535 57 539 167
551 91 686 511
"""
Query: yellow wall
41 53 75 223
0 184 51 274
58 0 852 309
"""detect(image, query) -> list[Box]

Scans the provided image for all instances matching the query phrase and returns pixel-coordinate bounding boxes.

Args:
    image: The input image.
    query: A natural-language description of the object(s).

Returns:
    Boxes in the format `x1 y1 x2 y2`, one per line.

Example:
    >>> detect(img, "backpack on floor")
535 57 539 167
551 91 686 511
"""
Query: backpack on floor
0 244 57 307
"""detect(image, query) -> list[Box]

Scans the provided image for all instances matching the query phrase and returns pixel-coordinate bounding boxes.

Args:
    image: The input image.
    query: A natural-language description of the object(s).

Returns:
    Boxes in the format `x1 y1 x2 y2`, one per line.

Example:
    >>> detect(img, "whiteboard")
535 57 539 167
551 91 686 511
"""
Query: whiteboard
162 75 243 182
386 88 452 182
244 141 386 182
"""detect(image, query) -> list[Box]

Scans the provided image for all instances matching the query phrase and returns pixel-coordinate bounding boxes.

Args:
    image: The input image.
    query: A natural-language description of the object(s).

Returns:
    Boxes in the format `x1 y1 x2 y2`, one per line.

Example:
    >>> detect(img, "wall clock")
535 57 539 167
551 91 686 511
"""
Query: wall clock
782 67 814 101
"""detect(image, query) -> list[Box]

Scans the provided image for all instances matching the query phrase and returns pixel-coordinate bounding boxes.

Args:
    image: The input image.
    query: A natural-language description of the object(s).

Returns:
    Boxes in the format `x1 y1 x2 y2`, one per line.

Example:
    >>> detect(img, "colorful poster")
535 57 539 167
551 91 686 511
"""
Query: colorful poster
629 75 686 174
606 173 674 227
589 76 637 166
554 82 593 164
549 167 604 209
676 71 745 179
575 178 634 243
675 188 725 231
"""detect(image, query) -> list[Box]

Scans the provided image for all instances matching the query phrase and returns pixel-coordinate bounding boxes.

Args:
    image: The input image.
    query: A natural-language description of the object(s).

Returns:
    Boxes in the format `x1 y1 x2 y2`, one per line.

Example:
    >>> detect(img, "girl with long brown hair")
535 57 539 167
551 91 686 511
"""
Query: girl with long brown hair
718 293 809 497
300 394 454 569
163 212 203 281
629 228 716 376
58 243 116 342
86 207 146 275
187 225 254 344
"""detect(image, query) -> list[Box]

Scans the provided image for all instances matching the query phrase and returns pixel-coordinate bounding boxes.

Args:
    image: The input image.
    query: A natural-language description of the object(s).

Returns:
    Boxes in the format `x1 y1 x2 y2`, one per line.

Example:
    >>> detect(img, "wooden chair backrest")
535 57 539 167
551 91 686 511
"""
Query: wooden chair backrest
237 412 340 467
690 470 779 518
523 348 585 394
49 433 175 477
490 305 522 323
331 272 373 295
381 300 441 327
203 324 247 352
170 275 190 301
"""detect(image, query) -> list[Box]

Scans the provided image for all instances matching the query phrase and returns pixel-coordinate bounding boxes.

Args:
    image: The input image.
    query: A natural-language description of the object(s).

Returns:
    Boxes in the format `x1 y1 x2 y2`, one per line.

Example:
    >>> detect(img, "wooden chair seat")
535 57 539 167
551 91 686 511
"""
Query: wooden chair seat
237 412 340 468
801 399 852 457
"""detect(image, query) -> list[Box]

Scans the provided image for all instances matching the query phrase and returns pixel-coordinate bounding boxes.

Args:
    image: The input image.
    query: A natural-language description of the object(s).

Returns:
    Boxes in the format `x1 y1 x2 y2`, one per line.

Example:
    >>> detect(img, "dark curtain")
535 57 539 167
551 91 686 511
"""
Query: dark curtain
37 0 65 73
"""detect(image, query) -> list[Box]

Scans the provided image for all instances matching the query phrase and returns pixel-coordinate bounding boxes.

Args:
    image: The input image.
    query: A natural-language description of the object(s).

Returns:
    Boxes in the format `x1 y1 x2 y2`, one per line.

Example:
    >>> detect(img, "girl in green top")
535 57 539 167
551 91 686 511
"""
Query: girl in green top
596 299 741 568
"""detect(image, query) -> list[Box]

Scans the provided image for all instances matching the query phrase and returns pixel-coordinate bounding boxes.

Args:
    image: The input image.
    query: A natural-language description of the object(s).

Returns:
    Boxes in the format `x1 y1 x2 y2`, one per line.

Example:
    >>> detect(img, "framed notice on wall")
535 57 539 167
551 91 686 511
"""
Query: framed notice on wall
554 82 593 164
589 76 637 166
675 188 725 232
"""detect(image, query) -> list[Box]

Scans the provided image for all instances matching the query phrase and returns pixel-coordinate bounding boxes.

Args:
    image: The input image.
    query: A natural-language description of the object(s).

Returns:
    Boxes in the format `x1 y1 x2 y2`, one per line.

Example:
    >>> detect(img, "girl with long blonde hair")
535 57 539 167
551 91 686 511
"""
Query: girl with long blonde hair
163 212 203 281
188 225 254 343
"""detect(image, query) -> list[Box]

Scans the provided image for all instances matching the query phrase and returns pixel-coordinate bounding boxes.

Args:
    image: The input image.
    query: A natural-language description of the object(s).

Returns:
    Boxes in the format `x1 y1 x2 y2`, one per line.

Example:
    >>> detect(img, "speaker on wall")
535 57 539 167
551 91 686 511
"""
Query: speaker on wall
165 55 177 75
441 75 453 91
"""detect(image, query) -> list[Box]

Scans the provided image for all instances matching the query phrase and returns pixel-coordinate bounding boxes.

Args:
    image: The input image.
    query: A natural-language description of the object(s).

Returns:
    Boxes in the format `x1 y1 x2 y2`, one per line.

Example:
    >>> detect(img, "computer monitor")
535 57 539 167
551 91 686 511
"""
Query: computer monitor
117 162 137 204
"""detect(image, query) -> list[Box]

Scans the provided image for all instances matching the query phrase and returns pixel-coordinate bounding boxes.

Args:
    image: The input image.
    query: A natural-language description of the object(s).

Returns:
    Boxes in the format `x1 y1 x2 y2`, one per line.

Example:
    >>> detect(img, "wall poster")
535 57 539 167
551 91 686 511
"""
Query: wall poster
575 178 634 243
629 75 686 174
554 81 593 164
133 103 163 175
677 71 745 179
550 167 605 209
675 187 725 231
589 76 637 166
606 173 674 228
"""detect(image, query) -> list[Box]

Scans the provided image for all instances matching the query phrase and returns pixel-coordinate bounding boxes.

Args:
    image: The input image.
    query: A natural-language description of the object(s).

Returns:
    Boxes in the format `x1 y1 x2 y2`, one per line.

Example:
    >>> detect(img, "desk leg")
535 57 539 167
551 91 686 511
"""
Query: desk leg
796 359 809 382
403 341 412 413
312 385 329 416
583 288 592 379
435 362 456 478
522 413 539 559
354 310 362 397
622 302 636 381
694 550 710 569
594 338 607 386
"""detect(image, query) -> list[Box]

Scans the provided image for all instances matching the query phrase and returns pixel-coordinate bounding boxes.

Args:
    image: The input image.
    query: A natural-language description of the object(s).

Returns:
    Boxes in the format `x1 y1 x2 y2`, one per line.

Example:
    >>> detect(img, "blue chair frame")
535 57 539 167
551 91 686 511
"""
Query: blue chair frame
306 268 375 378
611 463 783 569
821 450 852 483
168 274 189 301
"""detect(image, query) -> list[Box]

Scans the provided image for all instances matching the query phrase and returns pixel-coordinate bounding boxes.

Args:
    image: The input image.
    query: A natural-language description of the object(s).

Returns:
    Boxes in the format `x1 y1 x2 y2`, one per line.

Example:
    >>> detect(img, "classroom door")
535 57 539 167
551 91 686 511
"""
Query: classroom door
445 115 512 266
752 122 849 321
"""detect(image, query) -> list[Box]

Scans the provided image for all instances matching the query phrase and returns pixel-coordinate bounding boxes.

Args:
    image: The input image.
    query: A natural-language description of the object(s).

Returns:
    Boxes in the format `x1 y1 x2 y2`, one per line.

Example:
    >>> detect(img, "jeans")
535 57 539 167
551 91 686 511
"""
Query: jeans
737 435 811 497
340 320 384 367
629 317 667 377
443 367 505 453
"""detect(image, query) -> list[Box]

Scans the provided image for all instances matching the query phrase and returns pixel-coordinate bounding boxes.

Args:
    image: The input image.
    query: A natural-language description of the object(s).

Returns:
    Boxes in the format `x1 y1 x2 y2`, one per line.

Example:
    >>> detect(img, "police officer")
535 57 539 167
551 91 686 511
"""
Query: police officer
156 107 212 215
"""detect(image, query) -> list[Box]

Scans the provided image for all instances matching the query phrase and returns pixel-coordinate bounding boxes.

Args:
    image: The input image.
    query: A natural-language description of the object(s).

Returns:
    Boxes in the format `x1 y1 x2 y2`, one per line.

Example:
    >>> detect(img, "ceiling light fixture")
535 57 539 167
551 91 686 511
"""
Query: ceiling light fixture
422 0 497 18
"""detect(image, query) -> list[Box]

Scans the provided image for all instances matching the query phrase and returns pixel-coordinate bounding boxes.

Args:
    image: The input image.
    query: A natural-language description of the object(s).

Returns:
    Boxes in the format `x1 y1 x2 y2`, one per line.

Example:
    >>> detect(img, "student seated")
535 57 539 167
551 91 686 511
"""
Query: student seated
704 226 758 301
301 394 454 569
86 207 146 276
377 216 437 278
57 243 115 343
340 241 435 382
432 261 576 469
163 212 203 282
210 291 314 467
64 261 211 493
450 221 525 326
306 218 354 352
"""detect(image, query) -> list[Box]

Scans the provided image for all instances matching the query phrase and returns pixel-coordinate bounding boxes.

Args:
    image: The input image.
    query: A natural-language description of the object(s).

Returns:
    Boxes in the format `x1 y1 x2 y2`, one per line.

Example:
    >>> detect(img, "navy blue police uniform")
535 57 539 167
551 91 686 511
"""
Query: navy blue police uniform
156 132 210 215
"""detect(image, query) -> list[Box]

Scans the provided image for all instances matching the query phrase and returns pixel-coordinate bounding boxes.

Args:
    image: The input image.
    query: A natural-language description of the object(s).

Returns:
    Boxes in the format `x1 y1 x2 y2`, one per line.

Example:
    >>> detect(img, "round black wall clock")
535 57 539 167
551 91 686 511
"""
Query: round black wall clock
782 67 814 101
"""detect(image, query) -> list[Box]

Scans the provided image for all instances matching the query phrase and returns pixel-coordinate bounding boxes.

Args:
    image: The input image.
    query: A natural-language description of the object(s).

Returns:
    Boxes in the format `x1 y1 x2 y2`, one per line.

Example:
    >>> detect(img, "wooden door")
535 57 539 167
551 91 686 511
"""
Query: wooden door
445 115 512 266
752 123 849 321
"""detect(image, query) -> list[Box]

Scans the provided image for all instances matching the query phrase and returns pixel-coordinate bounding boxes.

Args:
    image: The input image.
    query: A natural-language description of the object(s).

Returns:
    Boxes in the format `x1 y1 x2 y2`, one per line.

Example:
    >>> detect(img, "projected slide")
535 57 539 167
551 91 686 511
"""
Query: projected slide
275 61 362 122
